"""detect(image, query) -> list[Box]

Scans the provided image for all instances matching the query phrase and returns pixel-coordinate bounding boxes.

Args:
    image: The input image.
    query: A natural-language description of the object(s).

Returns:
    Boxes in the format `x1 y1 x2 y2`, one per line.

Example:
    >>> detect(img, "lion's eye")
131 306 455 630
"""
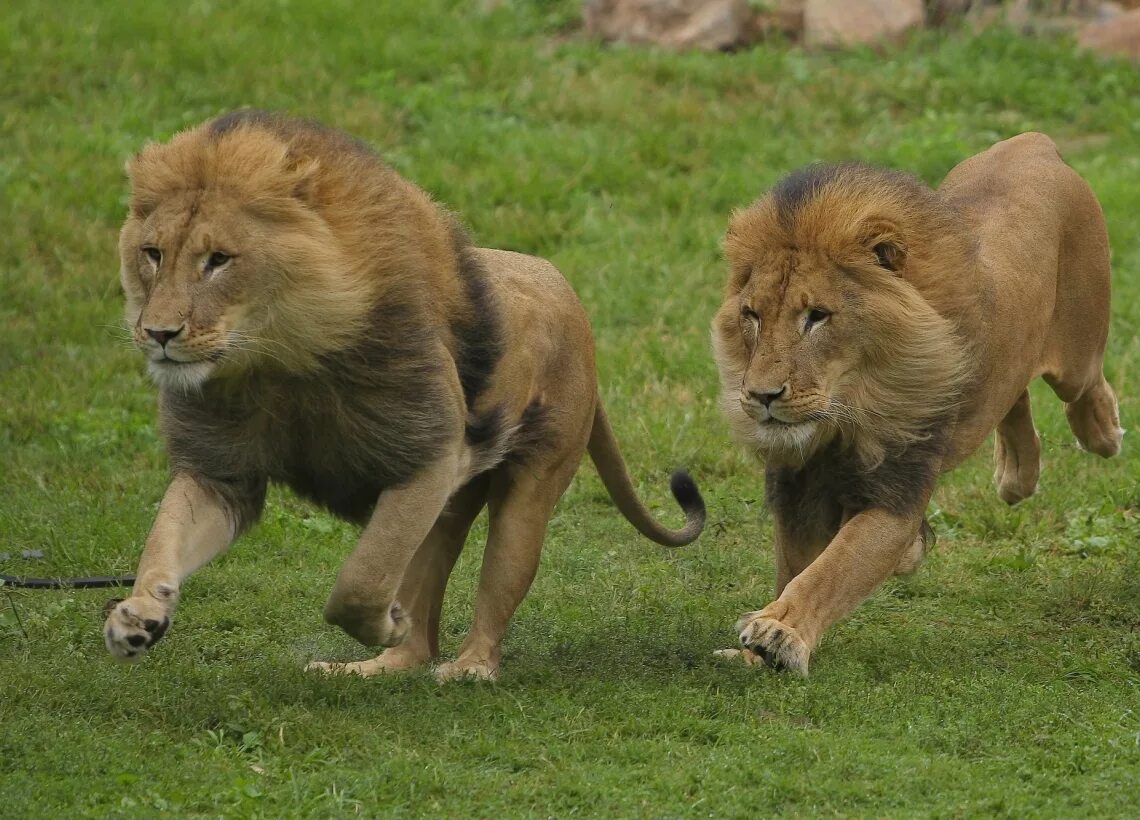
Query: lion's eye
805 308 830 330
142 246 162 266
206 251 231 270
741 305 760 323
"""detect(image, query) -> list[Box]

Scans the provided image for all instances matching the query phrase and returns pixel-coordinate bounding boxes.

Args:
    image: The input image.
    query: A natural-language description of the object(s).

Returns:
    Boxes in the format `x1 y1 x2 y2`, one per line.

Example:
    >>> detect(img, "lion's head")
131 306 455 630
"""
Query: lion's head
712 163 975 469
119 112 455 393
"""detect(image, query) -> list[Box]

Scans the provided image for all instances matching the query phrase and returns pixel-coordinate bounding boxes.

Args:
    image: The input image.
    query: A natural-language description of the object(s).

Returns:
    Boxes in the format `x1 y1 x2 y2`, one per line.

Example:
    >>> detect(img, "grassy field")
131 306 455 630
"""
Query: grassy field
2 0 1139 815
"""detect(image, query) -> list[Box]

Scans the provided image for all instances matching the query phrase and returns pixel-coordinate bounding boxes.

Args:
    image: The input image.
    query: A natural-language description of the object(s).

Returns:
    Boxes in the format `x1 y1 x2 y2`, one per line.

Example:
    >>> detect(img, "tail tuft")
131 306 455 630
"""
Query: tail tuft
668 469 707 546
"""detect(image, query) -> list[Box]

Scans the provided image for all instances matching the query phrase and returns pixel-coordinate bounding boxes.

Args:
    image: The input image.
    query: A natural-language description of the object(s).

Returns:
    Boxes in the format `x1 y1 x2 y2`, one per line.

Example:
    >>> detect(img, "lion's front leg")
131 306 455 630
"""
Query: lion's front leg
104 473 241 662
736 507 924 676
323 450 462 648
716 496 838 670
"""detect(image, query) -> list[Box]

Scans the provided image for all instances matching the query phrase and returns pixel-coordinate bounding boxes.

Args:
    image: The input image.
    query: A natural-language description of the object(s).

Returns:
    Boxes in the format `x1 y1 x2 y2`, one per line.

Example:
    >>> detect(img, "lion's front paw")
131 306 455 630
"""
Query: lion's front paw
735 611 811 677
323 597 410 648
103 595 172 663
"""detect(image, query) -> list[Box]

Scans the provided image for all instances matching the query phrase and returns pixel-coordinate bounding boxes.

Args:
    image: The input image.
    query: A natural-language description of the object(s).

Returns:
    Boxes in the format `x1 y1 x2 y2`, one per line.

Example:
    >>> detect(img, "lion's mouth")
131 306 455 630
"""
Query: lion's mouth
741 402 799 426
147 347 225 366
146 357 216 391
150 355 207 369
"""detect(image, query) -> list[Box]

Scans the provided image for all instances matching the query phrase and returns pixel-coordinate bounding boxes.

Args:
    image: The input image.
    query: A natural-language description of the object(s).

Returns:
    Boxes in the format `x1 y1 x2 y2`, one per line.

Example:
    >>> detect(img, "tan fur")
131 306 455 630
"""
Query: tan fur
104 112 704 681
712 134 1122 676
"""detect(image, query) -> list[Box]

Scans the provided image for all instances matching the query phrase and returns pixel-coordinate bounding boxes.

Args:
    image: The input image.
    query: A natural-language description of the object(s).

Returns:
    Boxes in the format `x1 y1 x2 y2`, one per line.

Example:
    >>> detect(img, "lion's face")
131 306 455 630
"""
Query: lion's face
120 191 281 391
713 244 868 465
119 124 373 393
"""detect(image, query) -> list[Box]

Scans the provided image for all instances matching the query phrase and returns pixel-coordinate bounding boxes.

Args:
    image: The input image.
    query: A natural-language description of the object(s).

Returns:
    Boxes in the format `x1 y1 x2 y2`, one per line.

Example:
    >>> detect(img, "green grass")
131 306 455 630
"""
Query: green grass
3 1 1139 815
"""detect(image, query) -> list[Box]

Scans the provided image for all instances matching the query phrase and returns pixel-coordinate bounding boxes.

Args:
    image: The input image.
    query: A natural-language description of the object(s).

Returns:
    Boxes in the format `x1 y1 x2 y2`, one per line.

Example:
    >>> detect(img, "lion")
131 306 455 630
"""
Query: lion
711 133 1122 676
103 110 705 682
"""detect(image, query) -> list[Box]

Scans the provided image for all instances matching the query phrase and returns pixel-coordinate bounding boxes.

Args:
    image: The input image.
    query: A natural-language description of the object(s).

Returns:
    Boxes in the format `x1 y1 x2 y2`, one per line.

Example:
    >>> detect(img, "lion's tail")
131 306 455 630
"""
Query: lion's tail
587 402 706 548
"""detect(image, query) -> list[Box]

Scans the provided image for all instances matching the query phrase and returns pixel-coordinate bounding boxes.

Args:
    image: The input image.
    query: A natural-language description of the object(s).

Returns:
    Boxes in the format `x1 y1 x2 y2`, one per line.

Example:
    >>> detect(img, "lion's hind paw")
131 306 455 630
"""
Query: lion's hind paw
434 657 498 683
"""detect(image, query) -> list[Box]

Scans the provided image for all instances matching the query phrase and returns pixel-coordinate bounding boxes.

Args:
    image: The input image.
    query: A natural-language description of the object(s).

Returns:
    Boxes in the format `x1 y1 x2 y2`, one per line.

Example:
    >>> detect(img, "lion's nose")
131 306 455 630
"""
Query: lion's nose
145 326 184 346
745 385 787 406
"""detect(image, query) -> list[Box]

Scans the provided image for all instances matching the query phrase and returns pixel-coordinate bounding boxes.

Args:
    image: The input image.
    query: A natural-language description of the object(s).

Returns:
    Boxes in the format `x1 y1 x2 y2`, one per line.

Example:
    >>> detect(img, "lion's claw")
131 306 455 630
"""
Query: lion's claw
735 611 810 677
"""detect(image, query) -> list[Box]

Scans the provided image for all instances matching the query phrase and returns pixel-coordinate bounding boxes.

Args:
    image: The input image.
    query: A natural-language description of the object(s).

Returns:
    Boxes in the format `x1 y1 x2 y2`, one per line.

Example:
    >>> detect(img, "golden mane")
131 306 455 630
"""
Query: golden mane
719 163 978 468
122 111 473 371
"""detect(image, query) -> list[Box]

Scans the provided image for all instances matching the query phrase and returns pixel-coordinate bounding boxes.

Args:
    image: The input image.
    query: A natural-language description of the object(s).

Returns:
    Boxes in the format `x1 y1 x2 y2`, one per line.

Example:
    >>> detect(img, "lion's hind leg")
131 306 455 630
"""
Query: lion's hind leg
1043 354 1122 460
308 476 489 677
435 458 577 683
1043 202 1122 459
1063 374 1123 458
993 389 1041 505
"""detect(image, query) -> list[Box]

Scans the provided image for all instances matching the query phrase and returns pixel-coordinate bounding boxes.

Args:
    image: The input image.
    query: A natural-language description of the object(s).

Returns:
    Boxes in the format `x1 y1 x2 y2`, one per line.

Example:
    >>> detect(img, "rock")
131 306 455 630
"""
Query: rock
925 0 976 26
803 0 925 47
1077 7 1140 58
1096 2 1125 21
752 0 805 40
583 0 757 51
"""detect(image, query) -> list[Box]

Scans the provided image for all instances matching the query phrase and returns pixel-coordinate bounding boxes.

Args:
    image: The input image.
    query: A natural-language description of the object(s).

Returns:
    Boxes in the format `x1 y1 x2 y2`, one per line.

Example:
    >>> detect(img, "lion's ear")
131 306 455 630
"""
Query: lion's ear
872 240 905 272
284 153 321 203
861 220 906 272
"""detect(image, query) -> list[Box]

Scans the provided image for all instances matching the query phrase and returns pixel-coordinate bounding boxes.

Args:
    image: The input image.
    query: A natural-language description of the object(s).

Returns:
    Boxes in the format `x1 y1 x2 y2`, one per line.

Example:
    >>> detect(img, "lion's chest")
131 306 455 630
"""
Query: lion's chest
765 431 946 520
270 387 452 523
163 371 455 525
273 413 392 524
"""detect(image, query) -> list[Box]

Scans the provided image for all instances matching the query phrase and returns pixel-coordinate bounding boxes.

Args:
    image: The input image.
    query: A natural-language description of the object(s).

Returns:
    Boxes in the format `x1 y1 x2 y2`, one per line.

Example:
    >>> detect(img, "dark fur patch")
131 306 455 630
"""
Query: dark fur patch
466 404 507 448
191 473 268 536
453 239 503 409
507 399 554 464
766 426 948 523
771 163 850 227
764 464 845 546
208 109 376 158
209 109 281 138
463 399 553 473
161 301 458 526
465 399 554 464
770 162 927 231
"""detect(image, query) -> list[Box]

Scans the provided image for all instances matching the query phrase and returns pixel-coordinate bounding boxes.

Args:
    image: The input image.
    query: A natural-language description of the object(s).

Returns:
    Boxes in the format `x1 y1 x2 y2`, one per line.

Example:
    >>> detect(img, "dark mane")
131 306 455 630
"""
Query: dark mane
208 109 377 159
770 161 934 229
